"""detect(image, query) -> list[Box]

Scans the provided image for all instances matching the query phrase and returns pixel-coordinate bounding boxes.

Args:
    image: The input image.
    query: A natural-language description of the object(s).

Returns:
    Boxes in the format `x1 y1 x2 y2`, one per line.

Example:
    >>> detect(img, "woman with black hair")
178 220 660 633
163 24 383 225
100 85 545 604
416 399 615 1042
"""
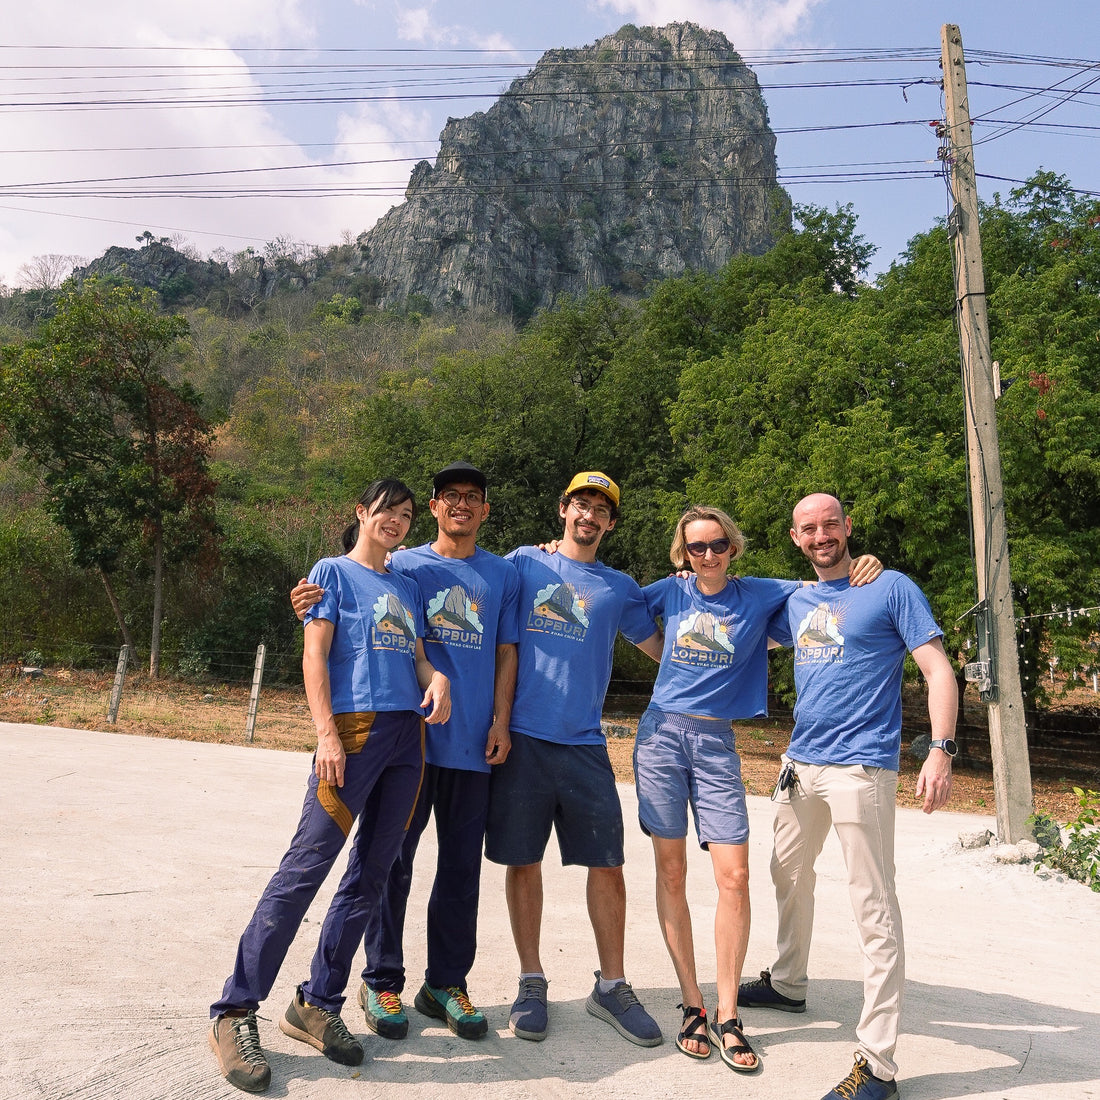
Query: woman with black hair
209 479 450 1094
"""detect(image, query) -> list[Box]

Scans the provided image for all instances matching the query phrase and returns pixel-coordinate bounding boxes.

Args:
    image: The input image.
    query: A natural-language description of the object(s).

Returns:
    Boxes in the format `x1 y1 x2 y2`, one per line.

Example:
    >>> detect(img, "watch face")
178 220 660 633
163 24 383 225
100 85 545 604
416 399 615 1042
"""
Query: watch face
936 738 958 756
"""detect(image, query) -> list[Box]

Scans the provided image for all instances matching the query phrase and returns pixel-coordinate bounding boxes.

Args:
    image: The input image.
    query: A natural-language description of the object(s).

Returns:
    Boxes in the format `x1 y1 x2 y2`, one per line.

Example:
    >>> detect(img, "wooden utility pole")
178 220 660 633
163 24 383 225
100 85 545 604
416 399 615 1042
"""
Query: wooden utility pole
941 24 1033 842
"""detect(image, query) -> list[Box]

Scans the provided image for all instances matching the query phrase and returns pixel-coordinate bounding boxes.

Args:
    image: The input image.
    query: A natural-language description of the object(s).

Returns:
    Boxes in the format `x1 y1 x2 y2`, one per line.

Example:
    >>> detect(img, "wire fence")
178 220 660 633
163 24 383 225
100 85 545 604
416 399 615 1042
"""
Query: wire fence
2 630 1098 779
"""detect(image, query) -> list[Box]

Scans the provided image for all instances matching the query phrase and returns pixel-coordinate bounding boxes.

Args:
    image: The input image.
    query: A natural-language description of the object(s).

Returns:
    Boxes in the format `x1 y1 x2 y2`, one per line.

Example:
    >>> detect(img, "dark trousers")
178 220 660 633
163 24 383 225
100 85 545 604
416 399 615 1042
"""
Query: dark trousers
211 711 424 1016
363 764 490 993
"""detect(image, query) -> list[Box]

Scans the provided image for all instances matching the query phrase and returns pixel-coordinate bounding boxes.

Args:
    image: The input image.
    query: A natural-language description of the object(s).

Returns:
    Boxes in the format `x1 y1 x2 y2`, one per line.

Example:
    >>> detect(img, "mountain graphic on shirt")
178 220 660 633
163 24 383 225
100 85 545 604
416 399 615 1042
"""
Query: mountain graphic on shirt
533 582 589 628
373 593 416 641
426 584 485 633
796 603 844 648
676 611 736 655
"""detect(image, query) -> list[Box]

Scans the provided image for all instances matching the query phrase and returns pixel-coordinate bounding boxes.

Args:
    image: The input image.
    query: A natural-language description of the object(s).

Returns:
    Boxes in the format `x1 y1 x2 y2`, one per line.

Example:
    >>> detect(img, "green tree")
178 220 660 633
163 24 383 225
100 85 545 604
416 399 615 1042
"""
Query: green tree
0 280 217 675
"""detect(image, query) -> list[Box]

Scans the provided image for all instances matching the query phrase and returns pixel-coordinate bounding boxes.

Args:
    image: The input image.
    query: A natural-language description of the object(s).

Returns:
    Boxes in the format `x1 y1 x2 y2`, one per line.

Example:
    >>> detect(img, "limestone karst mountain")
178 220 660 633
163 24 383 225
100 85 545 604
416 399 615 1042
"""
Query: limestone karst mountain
353 22 786 319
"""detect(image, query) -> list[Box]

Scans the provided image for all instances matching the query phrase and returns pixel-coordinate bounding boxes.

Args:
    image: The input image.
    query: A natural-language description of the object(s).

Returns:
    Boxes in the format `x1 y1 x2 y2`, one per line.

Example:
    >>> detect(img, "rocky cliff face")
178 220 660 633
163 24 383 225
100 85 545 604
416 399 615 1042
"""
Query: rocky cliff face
355 22 786 319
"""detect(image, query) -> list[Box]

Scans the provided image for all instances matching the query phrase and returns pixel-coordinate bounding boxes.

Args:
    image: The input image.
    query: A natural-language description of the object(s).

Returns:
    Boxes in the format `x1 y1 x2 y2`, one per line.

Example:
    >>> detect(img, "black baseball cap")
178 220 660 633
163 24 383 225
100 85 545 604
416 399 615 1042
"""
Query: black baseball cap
432 461 487 495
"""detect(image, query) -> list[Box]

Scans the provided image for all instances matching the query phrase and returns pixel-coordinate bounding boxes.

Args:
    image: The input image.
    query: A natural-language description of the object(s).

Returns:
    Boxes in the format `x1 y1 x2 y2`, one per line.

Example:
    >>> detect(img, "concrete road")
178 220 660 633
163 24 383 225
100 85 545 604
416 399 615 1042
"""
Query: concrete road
2 722 1097 1100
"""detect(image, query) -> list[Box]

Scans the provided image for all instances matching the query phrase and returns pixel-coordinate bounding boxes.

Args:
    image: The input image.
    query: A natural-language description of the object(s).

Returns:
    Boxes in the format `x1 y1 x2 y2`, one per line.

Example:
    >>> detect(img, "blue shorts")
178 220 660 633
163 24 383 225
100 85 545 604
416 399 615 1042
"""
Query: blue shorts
485 731 625 867
633 706 749 848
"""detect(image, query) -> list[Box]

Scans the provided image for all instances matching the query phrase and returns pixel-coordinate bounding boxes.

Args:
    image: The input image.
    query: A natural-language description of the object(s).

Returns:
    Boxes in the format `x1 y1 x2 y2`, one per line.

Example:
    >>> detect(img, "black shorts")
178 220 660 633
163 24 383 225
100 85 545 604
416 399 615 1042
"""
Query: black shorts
484 731 624 867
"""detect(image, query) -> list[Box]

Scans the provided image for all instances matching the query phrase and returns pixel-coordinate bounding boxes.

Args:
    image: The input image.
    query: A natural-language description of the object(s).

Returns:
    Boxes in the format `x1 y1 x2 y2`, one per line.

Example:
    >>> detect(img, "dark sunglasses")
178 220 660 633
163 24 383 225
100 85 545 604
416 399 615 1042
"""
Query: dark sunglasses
685 538 731 557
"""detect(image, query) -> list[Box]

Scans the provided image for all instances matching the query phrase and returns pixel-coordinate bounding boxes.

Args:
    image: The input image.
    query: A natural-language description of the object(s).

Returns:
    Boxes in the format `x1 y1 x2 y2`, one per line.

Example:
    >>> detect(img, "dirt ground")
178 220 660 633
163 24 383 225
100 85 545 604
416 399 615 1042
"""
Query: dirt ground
2 666 1093 823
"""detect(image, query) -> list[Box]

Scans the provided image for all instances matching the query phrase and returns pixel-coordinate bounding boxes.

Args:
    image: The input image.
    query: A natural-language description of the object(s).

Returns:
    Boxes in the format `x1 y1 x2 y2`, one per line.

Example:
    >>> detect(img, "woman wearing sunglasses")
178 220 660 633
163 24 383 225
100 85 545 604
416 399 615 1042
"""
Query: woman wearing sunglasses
637 505 878 1073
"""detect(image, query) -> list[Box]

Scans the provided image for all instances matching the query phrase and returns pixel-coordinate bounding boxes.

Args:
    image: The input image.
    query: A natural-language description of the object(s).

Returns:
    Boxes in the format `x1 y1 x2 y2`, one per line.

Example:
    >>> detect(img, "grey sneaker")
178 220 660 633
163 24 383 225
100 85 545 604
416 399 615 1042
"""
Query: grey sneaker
208 1011 271 1093
509 975 549 1041
738 969 807 1013
585 971 662 1047
278 985 364 1066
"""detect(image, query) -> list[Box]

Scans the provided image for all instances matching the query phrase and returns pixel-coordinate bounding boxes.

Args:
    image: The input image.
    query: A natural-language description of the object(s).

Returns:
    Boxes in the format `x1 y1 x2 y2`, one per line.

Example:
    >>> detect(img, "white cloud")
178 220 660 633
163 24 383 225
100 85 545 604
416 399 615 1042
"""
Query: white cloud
0 3 357 285
593 0 823 50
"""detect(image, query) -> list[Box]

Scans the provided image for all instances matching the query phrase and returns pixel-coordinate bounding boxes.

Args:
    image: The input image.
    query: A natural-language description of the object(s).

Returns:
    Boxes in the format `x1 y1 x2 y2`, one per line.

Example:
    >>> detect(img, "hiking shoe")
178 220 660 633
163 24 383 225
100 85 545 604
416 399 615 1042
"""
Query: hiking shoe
208 1011 271 1094
278 985 364 1066
359 981 408 1040
413 982 488 1039
585 971 663 1047
821 1053 899 1100
738 969 807 1013
509 976 549 1041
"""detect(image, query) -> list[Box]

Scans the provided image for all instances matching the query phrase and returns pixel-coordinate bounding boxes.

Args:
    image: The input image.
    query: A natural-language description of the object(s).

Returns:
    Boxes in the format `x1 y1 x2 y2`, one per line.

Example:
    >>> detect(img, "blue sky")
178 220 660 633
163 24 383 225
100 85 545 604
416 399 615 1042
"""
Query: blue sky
1 0 1097 286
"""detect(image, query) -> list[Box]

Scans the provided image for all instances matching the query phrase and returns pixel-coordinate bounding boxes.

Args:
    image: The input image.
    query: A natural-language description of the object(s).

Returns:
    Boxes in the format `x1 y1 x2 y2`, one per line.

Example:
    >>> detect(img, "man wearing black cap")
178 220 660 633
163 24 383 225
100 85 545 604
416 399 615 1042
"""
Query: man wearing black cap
290 461 520 1043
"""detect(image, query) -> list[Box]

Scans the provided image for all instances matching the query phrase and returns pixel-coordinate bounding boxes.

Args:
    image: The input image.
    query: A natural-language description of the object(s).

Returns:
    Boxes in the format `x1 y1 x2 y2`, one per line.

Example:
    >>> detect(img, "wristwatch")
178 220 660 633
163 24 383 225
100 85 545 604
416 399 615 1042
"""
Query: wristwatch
930 738 958 757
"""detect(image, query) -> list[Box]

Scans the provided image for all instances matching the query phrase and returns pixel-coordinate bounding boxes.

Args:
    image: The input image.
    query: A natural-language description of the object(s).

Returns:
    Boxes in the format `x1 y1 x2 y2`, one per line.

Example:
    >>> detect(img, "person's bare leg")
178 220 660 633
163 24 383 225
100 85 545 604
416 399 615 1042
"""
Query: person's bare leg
652 835 708 1054
586 865 626 978
505 862 544 973
711 841 755 1068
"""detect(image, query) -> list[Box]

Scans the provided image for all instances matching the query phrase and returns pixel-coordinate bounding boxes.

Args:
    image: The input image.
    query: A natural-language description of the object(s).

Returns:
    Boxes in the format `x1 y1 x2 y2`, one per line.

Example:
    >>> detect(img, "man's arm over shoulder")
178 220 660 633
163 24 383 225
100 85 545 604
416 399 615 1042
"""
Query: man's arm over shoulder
912 637 958 815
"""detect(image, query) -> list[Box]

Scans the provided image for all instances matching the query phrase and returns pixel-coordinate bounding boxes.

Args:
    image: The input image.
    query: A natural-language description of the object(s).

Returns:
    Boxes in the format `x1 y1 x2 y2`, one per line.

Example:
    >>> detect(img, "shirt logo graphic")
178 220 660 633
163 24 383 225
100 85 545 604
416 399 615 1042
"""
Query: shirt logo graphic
371 593 417 653
794 602 845 664
527 581 589 640
425 583 486 650
671 610 736 667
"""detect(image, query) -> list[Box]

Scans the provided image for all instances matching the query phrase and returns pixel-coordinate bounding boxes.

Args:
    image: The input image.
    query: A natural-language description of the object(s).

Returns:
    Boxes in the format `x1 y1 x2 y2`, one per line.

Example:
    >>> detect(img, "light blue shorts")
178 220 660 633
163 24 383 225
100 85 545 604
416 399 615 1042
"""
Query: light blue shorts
633 706 749 848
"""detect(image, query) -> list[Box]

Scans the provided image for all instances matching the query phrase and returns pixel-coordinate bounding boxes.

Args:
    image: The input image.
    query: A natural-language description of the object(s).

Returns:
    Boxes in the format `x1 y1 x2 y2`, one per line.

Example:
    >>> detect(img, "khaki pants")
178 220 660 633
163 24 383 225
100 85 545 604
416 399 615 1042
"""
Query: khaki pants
768 761 903 1081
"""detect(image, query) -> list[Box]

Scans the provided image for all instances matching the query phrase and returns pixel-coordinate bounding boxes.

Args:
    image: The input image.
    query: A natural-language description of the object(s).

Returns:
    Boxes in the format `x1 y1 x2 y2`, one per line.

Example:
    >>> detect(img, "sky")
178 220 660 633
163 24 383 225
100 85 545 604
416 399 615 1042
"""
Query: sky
2 0 1097 288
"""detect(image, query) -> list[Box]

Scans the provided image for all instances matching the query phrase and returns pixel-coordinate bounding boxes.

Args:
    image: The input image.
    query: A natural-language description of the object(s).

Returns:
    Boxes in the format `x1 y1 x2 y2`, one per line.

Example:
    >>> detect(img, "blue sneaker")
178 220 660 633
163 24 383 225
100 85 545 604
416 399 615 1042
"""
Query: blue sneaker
414 983 488 1039
509 976 549 1041
358 982 408 1040
738 969 807 1013
821 1054 899 1100
585 971 662 1047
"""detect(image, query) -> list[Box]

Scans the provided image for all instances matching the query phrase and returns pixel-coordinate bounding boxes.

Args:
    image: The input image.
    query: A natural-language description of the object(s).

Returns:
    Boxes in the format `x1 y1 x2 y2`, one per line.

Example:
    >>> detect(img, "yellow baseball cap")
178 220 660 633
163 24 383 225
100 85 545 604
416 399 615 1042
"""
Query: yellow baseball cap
564 471 620 507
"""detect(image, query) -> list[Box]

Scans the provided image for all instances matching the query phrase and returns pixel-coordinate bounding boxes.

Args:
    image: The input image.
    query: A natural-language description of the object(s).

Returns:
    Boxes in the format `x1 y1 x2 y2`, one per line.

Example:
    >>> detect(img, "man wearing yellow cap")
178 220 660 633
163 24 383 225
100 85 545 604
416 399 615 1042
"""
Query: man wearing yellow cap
486 472 665 1049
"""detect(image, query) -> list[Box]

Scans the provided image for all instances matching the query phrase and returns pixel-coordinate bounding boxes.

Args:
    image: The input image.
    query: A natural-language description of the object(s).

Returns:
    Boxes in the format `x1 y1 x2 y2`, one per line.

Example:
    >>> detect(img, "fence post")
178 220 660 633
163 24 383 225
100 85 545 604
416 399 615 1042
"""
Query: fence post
106 645 131 724
245 643 267 743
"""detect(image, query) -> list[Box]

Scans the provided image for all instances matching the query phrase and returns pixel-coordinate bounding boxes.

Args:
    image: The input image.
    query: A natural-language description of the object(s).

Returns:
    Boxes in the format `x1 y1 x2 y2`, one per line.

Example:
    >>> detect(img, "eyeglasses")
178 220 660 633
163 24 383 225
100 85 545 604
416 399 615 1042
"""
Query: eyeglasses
569 498 612 520
437 489 485 506
685 538 731 557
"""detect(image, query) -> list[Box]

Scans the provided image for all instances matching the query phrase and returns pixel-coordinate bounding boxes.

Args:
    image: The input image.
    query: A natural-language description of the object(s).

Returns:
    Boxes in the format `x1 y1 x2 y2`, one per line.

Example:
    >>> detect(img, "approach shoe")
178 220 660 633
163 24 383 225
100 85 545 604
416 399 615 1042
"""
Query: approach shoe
821 1053 900 1100
509 975 549 1041
738 969 807 1013
414 982 489 1039
208 1011 271 1094
359 982 409 1039
278 984 364 1065
585 971 663 1047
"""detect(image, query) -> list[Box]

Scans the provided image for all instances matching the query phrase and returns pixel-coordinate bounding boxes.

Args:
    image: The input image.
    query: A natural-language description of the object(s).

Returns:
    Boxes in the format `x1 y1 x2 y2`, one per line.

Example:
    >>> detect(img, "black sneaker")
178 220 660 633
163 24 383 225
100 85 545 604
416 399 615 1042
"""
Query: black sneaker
208 1011 271 1093
738 969 806 1013
278 985 364 1065
821 1053 899 1099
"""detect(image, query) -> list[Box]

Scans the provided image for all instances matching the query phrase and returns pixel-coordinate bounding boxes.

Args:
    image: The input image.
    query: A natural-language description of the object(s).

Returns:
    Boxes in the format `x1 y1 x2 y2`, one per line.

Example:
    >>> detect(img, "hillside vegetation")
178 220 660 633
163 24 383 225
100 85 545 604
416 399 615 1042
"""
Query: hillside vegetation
2 174 1099 717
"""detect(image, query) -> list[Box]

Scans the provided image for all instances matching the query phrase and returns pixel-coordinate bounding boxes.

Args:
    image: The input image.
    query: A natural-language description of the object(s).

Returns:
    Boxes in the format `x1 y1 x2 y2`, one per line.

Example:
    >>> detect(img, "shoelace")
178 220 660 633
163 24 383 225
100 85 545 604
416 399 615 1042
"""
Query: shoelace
609 982 641 1009
833 1057 871 1100
444 987 479 1016
374 990 403 1015
230 1014 268 1069
317 1006 357 1046
517 977 547 1002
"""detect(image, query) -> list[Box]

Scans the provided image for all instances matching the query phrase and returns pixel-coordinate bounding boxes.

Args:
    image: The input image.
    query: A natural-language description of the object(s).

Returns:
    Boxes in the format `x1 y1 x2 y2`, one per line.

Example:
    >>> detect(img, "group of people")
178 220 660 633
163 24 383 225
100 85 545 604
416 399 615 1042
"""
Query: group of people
207 463 958 1100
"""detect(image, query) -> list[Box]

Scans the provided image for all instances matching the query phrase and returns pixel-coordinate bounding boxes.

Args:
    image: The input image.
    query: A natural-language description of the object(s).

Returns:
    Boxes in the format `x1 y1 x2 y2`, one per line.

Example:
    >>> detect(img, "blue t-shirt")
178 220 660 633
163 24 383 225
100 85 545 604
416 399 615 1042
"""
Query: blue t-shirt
390 544 521 772
768 570 944 770
506 546 657 746
645 575 799 719
303 556 426 716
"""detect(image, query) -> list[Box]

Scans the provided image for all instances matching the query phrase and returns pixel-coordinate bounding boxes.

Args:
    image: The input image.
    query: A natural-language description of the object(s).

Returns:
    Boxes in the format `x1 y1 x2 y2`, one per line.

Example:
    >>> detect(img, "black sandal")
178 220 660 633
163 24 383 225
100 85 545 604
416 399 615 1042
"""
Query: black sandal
707 1015 760 1073
675 1003 711 1060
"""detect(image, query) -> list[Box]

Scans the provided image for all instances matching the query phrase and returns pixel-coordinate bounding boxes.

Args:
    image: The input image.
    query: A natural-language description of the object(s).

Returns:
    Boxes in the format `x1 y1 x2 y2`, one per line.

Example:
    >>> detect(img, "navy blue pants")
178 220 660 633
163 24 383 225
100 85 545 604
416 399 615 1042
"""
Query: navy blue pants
361 764 490 994
211 710 424 1017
